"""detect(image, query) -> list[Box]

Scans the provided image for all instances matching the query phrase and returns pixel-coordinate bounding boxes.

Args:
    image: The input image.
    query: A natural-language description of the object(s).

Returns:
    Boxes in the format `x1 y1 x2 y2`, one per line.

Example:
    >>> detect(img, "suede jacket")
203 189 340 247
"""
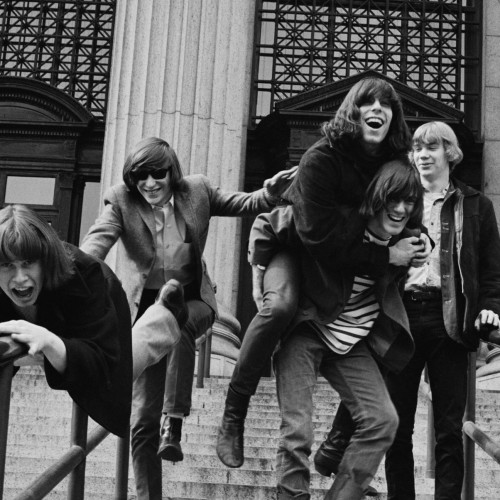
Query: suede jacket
250 205 416 374
81 175 275 322
437 178 500 350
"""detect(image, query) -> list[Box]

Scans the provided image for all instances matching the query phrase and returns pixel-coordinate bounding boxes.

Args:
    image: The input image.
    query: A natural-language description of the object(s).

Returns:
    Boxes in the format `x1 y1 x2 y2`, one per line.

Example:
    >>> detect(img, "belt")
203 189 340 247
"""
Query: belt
404 289 442 302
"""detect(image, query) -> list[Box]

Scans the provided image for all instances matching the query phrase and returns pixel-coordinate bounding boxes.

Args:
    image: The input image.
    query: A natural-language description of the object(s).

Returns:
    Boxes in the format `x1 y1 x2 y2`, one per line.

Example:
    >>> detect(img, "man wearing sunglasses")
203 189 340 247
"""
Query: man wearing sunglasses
81 136 293 500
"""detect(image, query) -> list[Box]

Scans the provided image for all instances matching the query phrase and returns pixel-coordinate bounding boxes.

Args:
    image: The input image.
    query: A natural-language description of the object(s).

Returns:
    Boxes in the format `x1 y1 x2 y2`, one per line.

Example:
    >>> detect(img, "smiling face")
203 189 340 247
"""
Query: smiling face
358 97 393 154
368 198 415 239
412 140 450 184
0 259 44 308
135 168 172 206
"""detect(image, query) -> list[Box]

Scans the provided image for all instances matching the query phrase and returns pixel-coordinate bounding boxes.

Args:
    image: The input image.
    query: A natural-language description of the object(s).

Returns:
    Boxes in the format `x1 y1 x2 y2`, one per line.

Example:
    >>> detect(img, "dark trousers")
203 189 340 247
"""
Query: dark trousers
130 289 213 500
385 297 469 500
230 250 299 396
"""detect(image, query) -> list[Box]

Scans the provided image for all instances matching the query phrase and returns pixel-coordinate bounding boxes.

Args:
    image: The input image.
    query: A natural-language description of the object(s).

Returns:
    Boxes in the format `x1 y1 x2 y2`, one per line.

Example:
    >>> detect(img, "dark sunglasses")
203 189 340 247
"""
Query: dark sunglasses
131 169 169 182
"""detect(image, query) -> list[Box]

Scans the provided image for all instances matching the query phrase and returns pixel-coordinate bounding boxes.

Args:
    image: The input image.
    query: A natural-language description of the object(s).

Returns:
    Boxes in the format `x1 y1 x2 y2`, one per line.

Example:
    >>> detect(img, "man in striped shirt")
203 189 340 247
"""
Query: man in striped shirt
250 159 425 500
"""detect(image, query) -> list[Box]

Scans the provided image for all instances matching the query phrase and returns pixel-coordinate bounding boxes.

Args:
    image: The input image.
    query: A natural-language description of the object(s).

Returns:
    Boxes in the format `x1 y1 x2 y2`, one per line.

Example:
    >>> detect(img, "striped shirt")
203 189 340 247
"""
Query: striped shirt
317 229 390 355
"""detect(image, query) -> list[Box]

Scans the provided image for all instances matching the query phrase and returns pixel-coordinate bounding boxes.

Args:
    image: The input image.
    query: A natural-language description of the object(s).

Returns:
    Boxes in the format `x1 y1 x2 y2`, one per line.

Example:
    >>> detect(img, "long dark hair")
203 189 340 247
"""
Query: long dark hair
322 77 411 155
0 205 75 289
360 159 424 229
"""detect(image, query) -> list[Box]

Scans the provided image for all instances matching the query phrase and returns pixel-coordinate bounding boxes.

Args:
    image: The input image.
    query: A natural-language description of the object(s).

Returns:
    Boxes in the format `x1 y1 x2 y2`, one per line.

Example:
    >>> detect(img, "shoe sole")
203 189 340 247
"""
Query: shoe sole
158 445 184 462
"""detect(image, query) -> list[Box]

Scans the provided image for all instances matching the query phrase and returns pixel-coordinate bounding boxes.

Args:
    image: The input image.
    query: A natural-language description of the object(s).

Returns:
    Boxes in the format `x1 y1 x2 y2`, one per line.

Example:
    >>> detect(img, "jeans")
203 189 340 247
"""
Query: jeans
274 323 398 500
385 298 469 500
130 290 213 500
230 251 299 396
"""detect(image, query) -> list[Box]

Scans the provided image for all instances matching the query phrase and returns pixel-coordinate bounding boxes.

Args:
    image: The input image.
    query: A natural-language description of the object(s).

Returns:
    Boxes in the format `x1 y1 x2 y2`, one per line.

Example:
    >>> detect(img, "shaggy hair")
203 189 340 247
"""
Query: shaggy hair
0 204 75 289
123 137 184 193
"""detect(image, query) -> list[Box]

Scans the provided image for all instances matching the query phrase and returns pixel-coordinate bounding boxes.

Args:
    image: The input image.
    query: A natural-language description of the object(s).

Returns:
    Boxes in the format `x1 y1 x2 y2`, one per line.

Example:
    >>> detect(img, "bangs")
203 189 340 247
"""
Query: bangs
0 219 44 263
412 126 442 148
385 174 421 203
355 79 396 107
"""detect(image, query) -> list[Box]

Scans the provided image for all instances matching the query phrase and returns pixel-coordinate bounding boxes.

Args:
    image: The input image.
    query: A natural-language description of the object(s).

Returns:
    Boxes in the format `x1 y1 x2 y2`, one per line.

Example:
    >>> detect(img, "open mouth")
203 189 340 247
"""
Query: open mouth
387 213 406 223
365 117 384 129
12 287 34 299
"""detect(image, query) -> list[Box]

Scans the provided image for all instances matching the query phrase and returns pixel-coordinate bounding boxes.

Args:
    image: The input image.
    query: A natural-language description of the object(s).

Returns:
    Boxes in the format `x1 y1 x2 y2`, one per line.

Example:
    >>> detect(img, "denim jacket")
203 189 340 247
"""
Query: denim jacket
439 178 500 349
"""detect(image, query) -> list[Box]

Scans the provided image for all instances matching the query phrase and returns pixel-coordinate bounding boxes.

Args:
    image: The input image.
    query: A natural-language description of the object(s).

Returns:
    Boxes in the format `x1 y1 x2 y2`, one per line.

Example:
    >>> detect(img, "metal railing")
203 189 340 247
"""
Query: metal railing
196 327 212 389
0 336 129 500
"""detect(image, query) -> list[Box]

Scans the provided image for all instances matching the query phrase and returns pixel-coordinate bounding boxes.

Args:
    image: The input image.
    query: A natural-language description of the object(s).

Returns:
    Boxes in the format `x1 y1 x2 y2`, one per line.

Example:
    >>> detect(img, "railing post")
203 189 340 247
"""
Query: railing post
0 362 15 500
423 367 436 478
462 351 476 500
114 431 130 500
204 330 212 379
67 403 88 500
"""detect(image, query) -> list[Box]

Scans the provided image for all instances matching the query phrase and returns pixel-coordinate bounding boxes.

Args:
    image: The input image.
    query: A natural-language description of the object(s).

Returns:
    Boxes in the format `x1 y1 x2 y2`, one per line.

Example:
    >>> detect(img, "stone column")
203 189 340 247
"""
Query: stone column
483 1 500 219
101 0 257 313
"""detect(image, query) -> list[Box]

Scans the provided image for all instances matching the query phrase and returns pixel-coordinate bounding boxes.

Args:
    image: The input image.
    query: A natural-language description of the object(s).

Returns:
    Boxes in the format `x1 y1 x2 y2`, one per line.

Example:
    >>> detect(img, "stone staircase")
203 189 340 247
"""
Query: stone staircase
4 366 500 499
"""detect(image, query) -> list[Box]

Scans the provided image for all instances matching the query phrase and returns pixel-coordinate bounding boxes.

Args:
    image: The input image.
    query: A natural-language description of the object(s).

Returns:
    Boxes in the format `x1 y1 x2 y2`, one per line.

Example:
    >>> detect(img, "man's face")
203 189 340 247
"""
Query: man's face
369 198 415 239
358 97 393 153
412 140 450 183
0 259 44 308
134 167 173 206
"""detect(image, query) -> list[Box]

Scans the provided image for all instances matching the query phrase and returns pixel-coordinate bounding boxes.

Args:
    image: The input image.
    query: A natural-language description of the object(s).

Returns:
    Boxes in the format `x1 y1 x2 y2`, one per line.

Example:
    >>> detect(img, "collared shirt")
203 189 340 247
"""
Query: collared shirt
144 197 194 289
406 183 452 291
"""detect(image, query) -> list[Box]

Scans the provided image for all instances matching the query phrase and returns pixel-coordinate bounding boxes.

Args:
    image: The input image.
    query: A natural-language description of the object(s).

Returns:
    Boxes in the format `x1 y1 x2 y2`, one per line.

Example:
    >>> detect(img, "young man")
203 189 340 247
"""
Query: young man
250 159 425 500
314 122 500 500
384 121 500 499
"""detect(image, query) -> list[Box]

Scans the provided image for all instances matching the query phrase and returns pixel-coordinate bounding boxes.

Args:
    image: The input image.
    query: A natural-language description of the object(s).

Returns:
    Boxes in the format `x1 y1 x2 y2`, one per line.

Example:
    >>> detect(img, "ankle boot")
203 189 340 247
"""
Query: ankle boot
314 426 350 477
158 416 184 462
216 386 250 468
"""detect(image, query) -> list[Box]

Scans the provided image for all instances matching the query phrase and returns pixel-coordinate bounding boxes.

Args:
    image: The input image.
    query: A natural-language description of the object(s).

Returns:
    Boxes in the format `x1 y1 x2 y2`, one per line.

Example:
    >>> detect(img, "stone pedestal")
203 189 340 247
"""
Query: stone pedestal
476 345 500 391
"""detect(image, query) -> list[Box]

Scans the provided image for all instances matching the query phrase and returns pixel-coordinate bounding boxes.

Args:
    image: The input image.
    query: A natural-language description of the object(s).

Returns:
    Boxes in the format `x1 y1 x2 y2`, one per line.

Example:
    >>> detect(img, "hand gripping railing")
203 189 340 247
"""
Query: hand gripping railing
0 336 129 500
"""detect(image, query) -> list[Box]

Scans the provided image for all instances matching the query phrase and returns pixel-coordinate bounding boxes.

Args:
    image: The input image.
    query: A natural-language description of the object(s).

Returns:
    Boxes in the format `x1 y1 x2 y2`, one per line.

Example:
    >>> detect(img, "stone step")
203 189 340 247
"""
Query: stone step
6 369 500 500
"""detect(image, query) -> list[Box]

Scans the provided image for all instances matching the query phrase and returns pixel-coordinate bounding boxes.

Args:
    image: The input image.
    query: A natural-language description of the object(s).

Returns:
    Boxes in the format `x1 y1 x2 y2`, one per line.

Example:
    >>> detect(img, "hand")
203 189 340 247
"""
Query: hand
389 237 425 267
0 320 67 373
263 165 298 199
474 309 500 332
251 264 266 312
410 233 432 268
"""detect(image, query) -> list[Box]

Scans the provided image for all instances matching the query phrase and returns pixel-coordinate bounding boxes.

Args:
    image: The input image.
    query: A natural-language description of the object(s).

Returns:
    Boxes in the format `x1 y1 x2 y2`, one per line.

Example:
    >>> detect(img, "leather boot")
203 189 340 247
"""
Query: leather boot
155 279 189 330
314 426 349 477
157 416 184 462
216 386 250 468
324 473 365 500
314 427 378 497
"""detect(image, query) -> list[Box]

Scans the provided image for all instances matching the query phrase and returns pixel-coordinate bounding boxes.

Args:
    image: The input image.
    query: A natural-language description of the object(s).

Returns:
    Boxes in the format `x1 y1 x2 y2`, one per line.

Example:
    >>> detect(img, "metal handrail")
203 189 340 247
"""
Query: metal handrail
0 336 129 500
196 327 212 388
463 421 500 464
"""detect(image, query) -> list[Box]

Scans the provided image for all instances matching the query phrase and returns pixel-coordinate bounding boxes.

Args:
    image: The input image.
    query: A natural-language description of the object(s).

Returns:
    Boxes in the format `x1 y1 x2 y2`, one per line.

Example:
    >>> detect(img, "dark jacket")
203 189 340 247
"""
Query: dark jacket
439 178 500 350
81 175 275 322
249 205 416 373
1 246 132 437
282 136 412 278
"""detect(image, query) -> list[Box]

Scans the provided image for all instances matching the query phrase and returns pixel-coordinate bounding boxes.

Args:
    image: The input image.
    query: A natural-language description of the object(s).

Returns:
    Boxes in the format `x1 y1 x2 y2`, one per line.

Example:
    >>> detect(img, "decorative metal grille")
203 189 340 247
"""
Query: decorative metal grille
0 0 116 121
254 0 481 124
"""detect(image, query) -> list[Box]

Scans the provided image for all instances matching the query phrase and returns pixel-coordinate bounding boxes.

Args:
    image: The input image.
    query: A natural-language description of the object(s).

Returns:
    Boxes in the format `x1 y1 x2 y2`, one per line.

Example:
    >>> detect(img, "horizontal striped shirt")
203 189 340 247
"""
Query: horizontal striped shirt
318 229 390 355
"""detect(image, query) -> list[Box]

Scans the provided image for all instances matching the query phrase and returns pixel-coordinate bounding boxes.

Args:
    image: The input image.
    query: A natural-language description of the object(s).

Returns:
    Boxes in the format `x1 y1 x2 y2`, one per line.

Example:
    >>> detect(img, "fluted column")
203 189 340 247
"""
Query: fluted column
101 0 257 312
483 2 500 221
